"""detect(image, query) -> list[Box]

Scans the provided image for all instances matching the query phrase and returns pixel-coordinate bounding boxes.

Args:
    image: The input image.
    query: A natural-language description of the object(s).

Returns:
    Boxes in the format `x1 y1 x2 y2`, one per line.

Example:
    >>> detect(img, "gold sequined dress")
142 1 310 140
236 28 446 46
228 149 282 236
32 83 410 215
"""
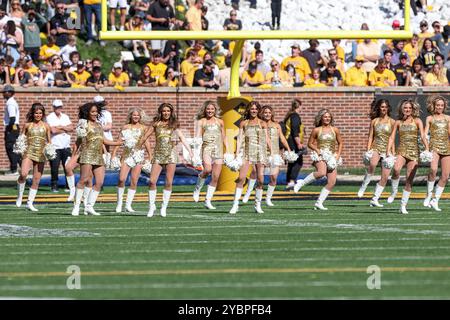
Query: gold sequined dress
121 125 146 161
317 127 336 153
267 125 280 156
371 118 392 155
202 120 223 160
397 120 419 161
79 122 105 166
242 121 267 164
152 124 178 165
24 123 47 162
429 116 450 156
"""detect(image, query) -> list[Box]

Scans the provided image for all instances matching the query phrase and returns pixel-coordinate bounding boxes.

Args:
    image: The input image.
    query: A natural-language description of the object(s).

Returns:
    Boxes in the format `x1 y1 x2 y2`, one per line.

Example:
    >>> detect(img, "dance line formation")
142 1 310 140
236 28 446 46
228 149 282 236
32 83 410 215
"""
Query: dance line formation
11 95 450 216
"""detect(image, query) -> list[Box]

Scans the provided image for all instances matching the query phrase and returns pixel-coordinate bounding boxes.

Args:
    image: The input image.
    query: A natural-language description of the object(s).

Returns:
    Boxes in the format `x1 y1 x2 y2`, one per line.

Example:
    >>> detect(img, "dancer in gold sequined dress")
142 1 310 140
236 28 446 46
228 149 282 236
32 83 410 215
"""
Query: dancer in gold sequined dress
71 102 122 216
192 101 228 210
358 99 395 207
293 109 343 210
423 96 450 211
16 103 52 212
387 99 429 214
229 101 271 215
141 103 193 218
112 108 152 213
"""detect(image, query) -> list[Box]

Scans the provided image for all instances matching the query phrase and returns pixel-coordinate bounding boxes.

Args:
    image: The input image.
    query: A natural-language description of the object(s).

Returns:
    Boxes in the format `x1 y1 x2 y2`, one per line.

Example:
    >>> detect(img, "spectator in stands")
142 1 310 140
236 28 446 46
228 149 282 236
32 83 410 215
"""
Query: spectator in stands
281 43 311 83
55 61 74 87
9 0 24 26
185 40 207 60
85 59 93 74
270 0 282 30
265 59 291 87
13 64 33 87
326 48 345 80
345 55 368 86
23 55 39 76
241 61 264 87
46 99 73 192
162 40 180 71
223 9 242 31
445 51 450 70
0 58 9 85
424 61 449 86
410 58 427 87
137 65 157 87
331 39 345 62
404 34 420 66
418 20 432 49
201 5 209 31
393 52 412 86
85 0 104 46
302 39 323 71
59 35 77 62
131 0 151 15
71 61 90 88
146 50 167 80
356 38 380 72
39 35 60 62
34 64 55 87
303 68 326 88
159 66 179 87
181 50 200 86
50 1 78 47
109 0 127 31
434 53 450 84
254 49 270 77
146 0 175 51
384 20 401 50
432 21 442 36
21 4 47 64
92 57 102 69
420 38 439 71
0 20 23 67
383 49 394 71
431 25 450 64
124 12 150 58
0 8 8 31
69 51 81 71
108 61 130 87
391 40 408 65
320 61 342 87
86 65 108 89
218 56 232 88
368 59 397 87
50 55 62 73
186 0 203 31
193 59 219 88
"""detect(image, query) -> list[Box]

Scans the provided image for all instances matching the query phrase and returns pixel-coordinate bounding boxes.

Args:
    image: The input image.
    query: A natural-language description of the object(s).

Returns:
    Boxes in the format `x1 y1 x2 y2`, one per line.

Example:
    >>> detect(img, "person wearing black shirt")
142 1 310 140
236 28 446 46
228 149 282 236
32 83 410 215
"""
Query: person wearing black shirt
146 0 175 51
393 52 412 86
319 61 343 86
271 0 282 30
193 59 219 89
86 66 108 89
49 2 77 47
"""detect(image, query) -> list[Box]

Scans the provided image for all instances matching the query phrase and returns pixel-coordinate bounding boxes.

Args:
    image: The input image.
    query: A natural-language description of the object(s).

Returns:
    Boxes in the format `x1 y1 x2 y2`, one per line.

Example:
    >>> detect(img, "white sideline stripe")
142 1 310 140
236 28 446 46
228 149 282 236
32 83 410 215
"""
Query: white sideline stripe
1 255 450 266
3 245 450 256
2 280 450 291
0 237 432 248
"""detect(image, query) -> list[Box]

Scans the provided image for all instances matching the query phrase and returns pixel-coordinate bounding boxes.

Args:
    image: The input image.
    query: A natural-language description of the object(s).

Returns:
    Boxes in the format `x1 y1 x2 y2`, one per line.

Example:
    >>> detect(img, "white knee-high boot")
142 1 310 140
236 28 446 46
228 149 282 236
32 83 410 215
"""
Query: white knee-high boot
358 172 372 198
67 175 76 201
27 188 38 212
160 189 171 217
71 188 84 216
254 188 264 213
116 187 125 213
193 175 206 202
400 190 411 214
147 189 157 217
85 189 100 215
387 178 400 203
83 187 92 204
242 179 256 203
266 185 276 206
294 173 316 193
125 189 136 212
16 182 26 207
229 187 242 214
204 185 216 210
430 185 444 212
315 187 330 210
424 180 435 207
370 183 385 207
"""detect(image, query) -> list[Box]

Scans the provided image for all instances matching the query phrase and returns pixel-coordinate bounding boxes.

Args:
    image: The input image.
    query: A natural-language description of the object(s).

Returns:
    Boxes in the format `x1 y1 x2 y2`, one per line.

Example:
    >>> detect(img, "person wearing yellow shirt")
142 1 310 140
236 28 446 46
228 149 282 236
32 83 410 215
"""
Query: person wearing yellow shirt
181 50 201 86
23 56 39 76
70 61 91 88
303 68 326 88
158 67 180 87
418 20 433 50
404 34 420 66
424 63 449 86
368 59 397 87
281 43 311 82
331 39 345 62
185 41 207 60
108 62 130 87
241 61 265 87
265 59 292 87
185 0 203 31
345 56 368 86
146 50 167 79
39 35 60 62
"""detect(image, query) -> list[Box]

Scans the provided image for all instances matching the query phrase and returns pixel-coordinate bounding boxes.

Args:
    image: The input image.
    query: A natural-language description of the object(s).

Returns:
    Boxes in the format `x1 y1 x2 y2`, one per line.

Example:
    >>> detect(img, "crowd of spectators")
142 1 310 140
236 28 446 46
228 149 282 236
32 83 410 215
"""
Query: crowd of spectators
0 0 448 90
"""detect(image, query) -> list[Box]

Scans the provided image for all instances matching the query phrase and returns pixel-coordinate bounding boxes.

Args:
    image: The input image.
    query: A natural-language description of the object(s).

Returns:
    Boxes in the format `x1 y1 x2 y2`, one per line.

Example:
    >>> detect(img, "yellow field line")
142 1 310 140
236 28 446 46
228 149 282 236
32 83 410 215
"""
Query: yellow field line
1 266 450 278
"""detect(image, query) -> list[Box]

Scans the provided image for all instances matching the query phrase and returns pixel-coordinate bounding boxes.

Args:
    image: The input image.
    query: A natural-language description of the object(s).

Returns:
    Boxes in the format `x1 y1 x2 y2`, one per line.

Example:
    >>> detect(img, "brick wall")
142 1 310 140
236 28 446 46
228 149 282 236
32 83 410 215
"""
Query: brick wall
1 87 449 170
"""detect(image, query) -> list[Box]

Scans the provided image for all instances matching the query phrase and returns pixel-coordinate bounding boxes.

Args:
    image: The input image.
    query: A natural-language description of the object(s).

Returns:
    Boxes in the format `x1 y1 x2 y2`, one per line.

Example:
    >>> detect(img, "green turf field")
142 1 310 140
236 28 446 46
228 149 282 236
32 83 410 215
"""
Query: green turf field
1 184 450 299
